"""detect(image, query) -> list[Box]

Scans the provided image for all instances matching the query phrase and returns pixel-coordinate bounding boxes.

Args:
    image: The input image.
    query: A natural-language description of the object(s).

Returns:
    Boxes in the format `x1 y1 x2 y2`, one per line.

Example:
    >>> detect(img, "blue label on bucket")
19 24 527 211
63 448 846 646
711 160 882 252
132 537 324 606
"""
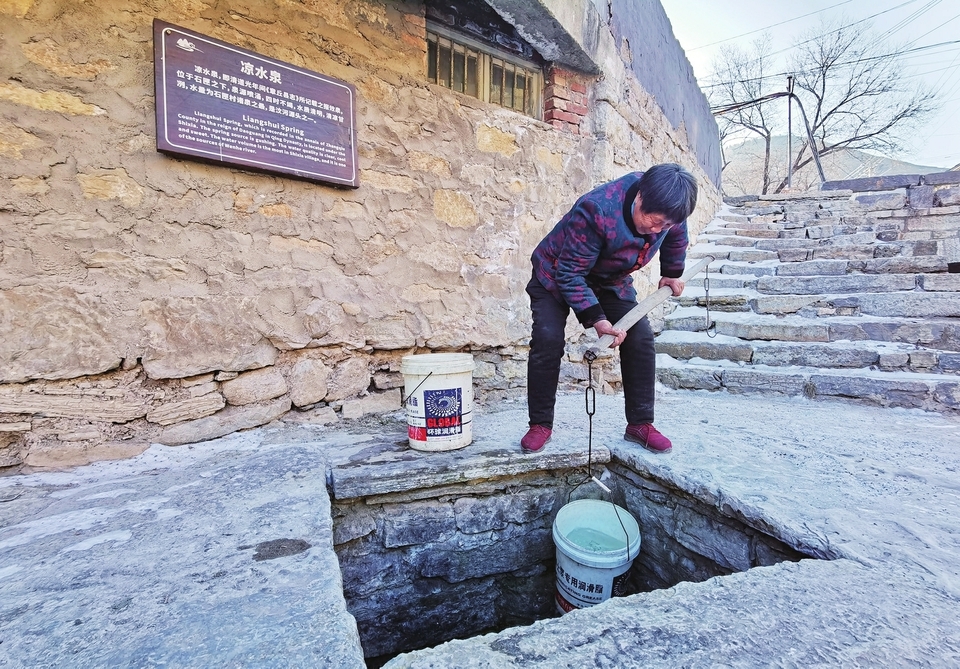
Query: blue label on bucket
424 388 462 437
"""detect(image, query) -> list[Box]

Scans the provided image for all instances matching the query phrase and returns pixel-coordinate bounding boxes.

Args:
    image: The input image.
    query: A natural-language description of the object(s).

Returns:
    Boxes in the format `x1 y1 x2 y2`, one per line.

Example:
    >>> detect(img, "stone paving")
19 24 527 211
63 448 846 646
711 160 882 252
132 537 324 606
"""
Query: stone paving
2 385 960 667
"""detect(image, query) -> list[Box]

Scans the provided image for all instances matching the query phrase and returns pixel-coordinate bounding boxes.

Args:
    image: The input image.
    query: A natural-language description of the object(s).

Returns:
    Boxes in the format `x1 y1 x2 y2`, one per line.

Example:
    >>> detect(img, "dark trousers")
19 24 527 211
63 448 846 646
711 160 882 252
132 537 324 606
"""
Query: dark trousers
526 275 656 427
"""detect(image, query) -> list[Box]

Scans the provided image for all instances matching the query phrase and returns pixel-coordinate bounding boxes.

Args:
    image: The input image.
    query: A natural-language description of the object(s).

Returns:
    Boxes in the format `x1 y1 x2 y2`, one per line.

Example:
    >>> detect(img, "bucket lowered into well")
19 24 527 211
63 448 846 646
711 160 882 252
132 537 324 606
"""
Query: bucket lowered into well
400 353 474 452
552 499 641 613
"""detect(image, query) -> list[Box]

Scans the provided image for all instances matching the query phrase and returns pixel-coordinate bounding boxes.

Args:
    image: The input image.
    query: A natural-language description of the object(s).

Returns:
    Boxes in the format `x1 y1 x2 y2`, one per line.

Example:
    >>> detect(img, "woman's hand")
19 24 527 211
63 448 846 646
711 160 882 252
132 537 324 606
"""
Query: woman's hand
659 276 685 296
593 319 627 348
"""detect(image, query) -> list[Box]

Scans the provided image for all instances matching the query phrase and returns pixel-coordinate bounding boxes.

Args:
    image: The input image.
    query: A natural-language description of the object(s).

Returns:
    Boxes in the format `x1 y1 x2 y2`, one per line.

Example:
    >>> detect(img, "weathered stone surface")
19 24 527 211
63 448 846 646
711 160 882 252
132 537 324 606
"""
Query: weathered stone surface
921 274 960 291
287 358 331 407
811 375 931 408
332 505 379 545
340 390 401 419
934 186 960 207
145 392 225 425
821 175 920 192
855 292 960 318
721 368 808 395
157 396 291 446
78 169 144 207
23 440 149 468
757 274 915 295
753 295 819 315
855 191 907 211
879 353 910 369
453 490 556 534
0 81 105 115
140 299 279 380
329 437 610 501
654 333 753 362
0 444 365 666
753 343 879 369
382 500 456 548
775 259 848 276
419 531 554 583
221 367 288 406
922 171 960 186
908 351 937 369
863 257 947 273
0 388 146 422
325 357 371 402
0 287 127 383
0 422 31 432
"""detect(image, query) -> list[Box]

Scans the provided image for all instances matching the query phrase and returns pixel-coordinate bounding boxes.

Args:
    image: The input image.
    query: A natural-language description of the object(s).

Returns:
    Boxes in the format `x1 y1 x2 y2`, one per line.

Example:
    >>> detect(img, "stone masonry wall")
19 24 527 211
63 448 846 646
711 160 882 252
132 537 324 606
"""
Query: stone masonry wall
820 172 960 262
0 0 720 470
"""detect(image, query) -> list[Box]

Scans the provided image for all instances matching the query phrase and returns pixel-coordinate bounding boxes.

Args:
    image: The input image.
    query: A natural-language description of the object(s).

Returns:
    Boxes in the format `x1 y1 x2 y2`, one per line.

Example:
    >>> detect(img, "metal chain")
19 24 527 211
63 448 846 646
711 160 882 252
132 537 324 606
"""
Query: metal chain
584 351 596 479
704 263 717 338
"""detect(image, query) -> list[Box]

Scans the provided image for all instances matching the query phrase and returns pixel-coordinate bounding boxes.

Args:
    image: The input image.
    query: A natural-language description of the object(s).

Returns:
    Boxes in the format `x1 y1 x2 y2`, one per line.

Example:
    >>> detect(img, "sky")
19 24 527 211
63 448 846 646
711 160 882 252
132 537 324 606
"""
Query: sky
659 0 960 170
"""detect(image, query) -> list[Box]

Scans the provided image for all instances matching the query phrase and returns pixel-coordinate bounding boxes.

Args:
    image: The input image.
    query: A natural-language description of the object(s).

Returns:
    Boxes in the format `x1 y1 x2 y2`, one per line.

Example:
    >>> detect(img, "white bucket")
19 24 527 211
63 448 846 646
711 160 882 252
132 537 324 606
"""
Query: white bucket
400 353 474 452
552 499 641 613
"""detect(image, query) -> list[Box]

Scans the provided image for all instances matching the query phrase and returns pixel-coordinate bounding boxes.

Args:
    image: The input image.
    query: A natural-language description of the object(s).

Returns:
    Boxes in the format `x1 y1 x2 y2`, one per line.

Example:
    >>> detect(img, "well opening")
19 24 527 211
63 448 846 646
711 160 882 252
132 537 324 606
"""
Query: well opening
331 454 818 666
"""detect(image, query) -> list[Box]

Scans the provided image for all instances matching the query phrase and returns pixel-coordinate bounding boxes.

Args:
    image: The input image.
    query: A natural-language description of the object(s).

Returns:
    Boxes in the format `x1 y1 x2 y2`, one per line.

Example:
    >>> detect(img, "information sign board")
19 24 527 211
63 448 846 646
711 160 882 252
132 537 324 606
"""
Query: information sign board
154 19 359 188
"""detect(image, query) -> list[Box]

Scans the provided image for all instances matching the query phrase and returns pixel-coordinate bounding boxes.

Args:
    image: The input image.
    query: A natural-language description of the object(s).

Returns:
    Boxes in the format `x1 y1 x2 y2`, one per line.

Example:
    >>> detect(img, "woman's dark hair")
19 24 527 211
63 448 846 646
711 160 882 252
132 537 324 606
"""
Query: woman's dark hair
636 163 698 224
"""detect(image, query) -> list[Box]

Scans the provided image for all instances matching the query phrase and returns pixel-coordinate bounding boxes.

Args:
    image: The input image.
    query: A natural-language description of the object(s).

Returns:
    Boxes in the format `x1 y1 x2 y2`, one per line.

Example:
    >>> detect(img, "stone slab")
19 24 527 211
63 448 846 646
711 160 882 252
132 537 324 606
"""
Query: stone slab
0 444 365 668
821 175 922 191
756 274 916 295
328 435 611 500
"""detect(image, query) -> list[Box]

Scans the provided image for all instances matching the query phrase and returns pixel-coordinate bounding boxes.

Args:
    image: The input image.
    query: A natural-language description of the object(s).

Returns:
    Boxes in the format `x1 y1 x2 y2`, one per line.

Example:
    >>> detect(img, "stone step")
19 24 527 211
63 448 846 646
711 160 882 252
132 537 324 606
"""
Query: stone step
774 257 949 276
755 231 882 251
714 260 780 276
662 307 960 352
753 273 960 295
688 245 779 262
709 223 902 242
675 282 960 318
655 355 960 413
687 274 759 290
654 330 956 375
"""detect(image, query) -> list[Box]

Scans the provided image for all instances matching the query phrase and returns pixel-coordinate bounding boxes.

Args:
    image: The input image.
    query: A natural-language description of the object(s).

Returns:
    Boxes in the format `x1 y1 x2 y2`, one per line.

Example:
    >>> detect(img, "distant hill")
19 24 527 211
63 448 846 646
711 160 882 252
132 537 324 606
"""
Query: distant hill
721 136 946 196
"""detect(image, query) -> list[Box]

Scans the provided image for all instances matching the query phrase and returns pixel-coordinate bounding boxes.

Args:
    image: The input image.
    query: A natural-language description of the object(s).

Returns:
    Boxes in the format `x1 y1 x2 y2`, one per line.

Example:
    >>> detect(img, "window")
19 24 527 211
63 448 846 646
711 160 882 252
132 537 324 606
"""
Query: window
426 27 542 119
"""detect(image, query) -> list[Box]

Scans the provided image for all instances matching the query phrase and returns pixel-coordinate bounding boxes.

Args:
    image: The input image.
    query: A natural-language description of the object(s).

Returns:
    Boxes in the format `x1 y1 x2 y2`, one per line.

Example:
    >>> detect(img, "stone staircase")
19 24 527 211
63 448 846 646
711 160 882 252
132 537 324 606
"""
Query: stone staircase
656 191 960 413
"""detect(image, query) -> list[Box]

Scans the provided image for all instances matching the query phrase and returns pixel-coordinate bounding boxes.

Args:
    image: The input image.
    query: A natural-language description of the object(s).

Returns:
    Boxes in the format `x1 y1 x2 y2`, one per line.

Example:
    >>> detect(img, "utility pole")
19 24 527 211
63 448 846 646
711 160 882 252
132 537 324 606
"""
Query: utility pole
787 75 794 189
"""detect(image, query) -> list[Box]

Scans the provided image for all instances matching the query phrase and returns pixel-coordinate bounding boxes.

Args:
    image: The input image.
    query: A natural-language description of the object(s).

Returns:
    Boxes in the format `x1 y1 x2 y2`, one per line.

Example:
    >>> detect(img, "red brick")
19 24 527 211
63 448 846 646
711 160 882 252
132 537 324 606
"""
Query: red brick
569 102 588 116
545 109 581 124
571 91 587 106
548 119 565 130
544 97 568 111
570 81 587 94
549 69 569 87
543 84 570 101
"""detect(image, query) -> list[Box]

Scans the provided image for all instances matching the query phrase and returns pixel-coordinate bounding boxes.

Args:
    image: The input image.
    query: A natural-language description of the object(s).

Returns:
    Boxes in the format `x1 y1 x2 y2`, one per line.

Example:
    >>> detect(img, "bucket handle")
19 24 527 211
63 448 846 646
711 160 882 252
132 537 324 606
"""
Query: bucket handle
401 371 433 407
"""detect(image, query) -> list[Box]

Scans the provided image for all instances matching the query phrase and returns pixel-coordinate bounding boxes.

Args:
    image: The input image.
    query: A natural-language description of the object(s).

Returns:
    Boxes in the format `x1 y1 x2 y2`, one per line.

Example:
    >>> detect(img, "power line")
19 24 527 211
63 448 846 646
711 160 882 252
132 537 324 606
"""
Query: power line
874 0 941 43
763 0 932 59
699 40 960 89
686 0 855 51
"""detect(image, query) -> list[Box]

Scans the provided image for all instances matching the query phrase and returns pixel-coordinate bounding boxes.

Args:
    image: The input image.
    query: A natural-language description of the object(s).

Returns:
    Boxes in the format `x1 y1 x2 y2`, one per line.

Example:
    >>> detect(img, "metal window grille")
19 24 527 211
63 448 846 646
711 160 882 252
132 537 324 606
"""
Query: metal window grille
426 29 541 119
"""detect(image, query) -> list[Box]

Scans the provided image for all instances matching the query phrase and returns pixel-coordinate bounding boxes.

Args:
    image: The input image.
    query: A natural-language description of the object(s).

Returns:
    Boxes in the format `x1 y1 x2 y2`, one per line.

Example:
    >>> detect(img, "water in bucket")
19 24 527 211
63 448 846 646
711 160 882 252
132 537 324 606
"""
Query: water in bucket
552 499 641 613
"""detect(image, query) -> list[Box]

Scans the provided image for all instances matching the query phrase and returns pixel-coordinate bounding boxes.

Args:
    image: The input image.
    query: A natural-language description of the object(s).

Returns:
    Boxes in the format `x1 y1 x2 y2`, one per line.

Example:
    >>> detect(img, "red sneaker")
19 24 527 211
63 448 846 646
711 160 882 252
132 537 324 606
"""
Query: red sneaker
624 423 672 453
521 425 552 453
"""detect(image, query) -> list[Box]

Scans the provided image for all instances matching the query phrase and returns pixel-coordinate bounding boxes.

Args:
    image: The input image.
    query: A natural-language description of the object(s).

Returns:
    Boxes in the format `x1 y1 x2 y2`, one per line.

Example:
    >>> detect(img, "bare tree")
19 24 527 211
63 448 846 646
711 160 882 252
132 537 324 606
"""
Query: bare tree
709 19 941 195
773 19 940 192
709 35 782 194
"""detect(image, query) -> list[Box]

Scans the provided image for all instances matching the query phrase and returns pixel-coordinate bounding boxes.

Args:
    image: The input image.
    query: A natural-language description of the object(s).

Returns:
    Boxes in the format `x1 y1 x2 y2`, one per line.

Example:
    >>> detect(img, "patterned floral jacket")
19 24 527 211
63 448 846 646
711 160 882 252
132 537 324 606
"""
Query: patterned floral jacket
531 171 688 327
